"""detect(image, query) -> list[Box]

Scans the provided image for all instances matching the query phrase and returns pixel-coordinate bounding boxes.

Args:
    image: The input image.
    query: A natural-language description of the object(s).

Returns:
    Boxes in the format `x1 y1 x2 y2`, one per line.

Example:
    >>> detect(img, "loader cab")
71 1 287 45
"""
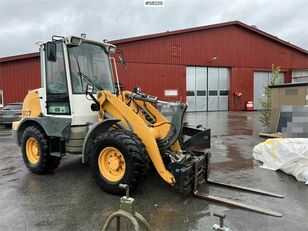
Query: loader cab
41 36 116 125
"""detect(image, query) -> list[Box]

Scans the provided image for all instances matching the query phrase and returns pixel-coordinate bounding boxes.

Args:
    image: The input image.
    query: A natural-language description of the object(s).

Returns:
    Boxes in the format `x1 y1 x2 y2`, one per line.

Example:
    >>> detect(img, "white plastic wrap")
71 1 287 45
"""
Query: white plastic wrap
253 138 308 184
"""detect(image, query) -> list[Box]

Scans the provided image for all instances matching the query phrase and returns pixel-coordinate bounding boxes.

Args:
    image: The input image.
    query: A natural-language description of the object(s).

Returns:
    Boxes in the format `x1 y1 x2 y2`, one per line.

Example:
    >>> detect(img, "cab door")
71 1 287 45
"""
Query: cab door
45 42 71 116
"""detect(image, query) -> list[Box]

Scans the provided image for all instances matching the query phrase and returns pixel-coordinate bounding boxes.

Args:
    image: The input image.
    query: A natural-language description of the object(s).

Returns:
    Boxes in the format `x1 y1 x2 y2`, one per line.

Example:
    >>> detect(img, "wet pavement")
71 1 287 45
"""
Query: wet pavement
0 112 307 231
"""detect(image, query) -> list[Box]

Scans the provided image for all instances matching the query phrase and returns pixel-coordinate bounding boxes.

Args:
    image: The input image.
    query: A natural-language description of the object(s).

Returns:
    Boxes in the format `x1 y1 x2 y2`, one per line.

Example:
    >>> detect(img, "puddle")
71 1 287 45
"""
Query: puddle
1 166 16 171
0 156 20 161
210 139 254 172
212 135 228 150
0 166 21 176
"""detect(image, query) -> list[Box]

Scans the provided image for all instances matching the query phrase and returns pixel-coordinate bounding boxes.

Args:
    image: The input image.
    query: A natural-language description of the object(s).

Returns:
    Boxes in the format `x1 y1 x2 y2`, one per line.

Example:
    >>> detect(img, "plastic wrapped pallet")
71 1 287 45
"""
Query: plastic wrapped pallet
253 138 308 184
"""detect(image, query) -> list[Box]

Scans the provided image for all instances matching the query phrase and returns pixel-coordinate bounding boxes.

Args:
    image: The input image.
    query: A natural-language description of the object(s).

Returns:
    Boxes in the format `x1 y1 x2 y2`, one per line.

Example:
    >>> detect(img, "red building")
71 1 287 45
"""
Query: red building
0 53 40 107
1 21 308 110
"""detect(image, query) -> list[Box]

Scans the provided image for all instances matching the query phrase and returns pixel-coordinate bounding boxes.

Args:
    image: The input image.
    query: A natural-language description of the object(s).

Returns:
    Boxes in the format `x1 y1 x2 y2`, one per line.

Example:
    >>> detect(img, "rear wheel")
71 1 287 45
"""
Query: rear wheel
91 130 148 195
21 126 61 174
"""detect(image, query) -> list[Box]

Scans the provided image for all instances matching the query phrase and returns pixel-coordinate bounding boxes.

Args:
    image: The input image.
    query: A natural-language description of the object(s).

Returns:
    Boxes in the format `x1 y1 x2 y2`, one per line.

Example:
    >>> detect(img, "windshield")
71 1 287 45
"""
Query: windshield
68 42 114 93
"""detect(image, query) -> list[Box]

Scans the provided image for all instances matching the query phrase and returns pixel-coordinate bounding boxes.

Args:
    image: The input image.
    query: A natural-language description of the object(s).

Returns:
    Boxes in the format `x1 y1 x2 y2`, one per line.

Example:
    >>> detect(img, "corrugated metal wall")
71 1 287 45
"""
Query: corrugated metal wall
115 25 308 68
0 57 40 104
1 24 308 110
116 63 185 101
114 25 308 110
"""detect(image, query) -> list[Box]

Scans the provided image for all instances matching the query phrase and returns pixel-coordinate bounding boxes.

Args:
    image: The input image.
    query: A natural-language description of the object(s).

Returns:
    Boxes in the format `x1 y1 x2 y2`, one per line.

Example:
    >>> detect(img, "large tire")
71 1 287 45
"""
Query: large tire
91 130 148 195
21 126 61 174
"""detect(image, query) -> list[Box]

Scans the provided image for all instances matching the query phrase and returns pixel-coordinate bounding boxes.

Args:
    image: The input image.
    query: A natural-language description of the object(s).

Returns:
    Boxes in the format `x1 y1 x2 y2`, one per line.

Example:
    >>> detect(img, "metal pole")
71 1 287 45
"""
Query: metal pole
206 67 209 112
116 216 120 231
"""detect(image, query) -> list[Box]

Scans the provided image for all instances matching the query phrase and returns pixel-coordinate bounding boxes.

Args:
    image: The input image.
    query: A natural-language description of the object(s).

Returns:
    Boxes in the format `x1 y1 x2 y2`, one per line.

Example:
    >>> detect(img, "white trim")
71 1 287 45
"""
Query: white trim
0 90 3 108
164 89 178 96
39 45 47 115
110 57 121 95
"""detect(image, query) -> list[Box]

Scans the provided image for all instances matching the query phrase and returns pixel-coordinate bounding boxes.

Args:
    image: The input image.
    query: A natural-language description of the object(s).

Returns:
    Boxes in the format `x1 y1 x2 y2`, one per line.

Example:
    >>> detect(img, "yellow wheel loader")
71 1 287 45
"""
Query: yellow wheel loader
13 35 283 216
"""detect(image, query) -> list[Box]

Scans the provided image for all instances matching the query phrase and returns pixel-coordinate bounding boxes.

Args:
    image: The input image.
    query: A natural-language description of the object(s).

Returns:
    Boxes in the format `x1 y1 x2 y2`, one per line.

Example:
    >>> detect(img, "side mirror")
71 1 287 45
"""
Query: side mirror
46 42 57 62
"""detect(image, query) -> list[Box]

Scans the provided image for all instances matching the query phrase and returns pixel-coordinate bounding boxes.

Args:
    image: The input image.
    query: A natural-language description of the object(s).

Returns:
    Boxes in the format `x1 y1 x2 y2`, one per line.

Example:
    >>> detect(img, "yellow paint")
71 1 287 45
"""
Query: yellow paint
26 137 40 164
120 91 148 123
264 138 283 145
98 90 175 184
119 91 179 149
98 147 126 182
97 92 106 121
264 138 284 159
133 98 172 141
12 90 42 132
149 127 162 140
22 89 42 118
171 141 181 151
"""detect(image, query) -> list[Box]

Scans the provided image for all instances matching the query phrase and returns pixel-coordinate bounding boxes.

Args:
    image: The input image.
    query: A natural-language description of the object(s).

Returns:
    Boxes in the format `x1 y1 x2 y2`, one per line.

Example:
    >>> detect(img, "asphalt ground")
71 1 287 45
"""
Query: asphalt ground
0 112 307 231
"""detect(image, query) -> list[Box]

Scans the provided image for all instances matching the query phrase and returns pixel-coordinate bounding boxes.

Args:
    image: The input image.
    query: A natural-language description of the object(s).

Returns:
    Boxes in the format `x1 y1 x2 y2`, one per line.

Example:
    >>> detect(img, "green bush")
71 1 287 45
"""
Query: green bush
259 65 281 130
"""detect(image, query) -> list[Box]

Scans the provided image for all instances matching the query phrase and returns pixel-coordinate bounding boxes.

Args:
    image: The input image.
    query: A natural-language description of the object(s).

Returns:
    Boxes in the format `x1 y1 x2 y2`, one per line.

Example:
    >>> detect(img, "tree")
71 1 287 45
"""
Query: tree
259 65 281 130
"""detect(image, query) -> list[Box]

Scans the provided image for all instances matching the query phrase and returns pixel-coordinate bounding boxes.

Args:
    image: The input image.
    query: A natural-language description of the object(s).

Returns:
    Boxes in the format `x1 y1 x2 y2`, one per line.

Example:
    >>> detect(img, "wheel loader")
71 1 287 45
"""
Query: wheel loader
12 35 283 217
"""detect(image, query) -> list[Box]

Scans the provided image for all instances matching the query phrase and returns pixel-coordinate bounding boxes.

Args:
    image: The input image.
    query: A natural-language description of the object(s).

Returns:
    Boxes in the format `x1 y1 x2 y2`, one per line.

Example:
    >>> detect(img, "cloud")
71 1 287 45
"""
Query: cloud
0 0 307 57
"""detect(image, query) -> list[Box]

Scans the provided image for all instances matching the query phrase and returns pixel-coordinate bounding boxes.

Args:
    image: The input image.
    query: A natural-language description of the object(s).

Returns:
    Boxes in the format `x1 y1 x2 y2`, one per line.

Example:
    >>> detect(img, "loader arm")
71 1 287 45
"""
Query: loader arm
97 90 176 185
128 94 183 151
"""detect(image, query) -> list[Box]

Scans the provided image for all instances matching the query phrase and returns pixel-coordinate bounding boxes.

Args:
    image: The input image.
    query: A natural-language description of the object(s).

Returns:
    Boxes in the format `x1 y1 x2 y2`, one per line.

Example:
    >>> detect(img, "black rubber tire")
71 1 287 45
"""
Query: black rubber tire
91 130 148 195
21 126 61 174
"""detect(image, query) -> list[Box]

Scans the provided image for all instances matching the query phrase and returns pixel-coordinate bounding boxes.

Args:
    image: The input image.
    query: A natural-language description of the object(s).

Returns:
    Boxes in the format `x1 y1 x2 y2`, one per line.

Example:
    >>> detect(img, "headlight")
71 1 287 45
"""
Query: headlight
71 37 81 45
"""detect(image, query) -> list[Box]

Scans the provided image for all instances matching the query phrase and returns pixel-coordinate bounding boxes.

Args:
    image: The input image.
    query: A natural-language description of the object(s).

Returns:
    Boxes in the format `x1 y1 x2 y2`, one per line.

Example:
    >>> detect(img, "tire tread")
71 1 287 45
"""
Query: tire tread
21 126 60 174
91 129 148 194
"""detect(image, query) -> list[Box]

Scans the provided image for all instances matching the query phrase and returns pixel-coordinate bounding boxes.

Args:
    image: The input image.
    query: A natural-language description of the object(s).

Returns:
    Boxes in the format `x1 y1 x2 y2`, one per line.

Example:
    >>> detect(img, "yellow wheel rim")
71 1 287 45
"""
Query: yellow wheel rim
98 147 126 182
26 137 40 165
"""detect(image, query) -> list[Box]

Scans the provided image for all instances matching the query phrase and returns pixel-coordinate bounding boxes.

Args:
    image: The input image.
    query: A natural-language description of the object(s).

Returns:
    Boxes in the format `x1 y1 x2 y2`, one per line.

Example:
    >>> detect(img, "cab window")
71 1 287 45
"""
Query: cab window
68 42 114 94
45 42 70 115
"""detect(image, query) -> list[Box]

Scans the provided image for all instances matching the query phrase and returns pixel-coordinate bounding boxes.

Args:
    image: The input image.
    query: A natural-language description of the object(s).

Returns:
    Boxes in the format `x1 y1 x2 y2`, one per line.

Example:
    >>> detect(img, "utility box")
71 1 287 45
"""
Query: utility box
269 82 308 132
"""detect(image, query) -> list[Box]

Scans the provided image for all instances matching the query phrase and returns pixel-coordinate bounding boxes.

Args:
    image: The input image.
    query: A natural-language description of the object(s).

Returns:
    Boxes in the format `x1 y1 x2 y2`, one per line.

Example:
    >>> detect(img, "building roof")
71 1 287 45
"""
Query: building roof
111 21 308 55
1 21 307 63
269 82 308 89
0 52 39 63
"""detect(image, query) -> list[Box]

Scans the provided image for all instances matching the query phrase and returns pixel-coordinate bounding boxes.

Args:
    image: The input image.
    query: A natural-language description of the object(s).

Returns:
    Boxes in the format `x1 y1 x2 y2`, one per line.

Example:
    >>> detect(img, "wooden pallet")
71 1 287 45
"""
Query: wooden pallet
258 132 283 138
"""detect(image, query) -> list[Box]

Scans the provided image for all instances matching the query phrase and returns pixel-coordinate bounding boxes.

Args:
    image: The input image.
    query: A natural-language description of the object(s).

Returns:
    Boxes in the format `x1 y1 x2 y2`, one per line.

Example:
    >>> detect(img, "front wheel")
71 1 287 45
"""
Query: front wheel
91 130 148 195
21 126 61 174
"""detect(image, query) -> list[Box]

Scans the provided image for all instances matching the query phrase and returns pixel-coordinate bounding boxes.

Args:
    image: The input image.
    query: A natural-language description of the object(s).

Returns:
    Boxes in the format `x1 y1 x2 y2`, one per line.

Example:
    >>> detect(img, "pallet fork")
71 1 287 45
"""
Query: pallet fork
192 153 283 217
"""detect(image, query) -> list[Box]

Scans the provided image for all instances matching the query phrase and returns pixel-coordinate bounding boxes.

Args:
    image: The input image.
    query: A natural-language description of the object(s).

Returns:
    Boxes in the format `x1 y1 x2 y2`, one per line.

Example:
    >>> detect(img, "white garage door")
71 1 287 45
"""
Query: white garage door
186 66 230 111
253 71 285 110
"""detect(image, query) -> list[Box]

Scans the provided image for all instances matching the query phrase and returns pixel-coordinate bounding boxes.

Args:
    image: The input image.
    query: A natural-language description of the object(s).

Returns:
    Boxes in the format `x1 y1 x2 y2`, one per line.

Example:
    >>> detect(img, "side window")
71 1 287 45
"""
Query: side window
45 42 70 115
